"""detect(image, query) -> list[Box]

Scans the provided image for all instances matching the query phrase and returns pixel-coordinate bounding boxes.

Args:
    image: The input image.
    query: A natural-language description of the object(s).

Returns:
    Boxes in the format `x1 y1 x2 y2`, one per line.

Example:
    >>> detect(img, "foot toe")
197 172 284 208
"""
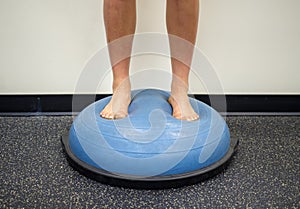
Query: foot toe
100 112 113 120
100 111 127 120
182 114 200 122
114 111 128 119
100 112 105 117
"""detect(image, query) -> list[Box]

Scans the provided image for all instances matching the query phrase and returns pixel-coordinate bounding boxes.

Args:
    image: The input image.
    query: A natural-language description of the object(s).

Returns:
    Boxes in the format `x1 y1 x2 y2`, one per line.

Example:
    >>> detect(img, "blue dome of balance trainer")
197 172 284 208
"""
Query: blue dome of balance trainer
68 89 230 177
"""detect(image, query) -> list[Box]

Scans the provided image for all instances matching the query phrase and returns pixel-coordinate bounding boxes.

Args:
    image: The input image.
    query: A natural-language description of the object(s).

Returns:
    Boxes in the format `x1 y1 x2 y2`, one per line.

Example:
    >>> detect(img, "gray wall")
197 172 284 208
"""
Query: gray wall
0 0 299 94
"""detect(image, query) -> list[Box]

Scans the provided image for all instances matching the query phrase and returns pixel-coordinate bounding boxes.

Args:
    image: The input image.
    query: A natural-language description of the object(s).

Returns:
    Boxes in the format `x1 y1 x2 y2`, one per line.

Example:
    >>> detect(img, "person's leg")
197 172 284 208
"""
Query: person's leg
100 0 136 119
166 0 199 121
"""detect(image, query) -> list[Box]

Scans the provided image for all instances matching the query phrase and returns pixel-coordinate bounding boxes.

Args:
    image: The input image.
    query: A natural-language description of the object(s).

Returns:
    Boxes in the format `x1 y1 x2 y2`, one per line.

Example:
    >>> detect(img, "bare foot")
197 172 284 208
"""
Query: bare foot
168 95 199 121
168 81 199 121
100 78 131 119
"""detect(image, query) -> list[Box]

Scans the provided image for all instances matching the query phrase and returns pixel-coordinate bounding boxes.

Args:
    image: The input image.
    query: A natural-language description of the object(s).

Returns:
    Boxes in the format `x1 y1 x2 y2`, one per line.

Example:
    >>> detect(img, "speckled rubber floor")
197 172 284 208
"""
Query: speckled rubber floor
0 116 299 208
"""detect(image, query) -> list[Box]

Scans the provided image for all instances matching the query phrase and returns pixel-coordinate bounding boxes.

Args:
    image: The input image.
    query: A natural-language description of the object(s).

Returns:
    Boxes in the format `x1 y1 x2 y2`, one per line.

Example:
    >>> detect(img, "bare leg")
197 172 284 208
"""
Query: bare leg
100 0 136 119
166 0 200 121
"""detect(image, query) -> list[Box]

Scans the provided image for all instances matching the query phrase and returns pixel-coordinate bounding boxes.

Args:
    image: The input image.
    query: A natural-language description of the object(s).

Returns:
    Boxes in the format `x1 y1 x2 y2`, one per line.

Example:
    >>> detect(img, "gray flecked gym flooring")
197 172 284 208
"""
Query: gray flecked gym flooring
0 116 299 208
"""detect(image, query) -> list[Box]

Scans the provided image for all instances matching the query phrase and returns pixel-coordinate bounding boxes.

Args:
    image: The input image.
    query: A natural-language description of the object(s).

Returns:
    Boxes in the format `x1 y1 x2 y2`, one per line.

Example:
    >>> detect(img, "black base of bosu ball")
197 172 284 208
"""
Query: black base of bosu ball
61 89 239 189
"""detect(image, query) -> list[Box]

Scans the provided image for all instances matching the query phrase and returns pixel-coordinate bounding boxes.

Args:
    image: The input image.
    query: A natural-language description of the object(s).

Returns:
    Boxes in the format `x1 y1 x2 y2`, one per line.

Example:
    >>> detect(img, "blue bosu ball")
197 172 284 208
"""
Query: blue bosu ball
62 89 238 189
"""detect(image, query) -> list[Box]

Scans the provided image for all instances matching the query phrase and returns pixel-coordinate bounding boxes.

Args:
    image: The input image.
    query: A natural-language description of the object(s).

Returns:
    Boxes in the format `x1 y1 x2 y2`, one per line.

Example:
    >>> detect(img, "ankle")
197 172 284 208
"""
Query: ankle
170 80 189 98
112 77 131 93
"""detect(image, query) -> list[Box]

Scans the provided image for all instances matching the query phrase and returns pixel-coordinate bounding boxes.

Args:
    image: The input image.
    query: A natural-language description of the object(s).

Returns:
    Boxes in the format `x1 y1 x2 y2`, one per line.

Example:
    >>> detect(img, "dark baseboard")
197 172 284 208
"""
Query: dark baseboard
193 95 300 112
0 94 299 114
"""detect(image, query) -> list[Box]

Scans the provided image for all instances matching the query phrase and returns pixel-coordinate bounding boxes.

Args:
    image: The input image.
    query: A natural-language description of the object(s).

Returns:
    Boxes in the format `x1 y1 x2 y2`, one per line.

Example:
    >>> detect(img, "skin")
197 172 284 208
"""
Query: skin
100 0 199 121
